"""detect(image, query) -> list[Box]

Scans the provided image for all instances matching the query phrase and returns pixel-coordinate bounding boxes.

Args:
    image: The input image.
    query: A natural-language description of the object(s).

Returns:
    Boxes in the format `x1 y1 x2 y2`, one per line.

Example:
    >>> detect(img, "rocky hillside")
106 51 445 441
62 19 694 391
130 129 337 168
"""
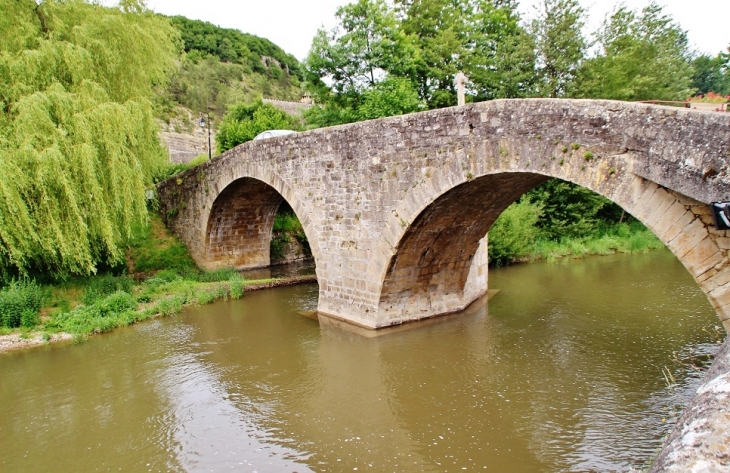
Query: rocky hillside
156 16 306 162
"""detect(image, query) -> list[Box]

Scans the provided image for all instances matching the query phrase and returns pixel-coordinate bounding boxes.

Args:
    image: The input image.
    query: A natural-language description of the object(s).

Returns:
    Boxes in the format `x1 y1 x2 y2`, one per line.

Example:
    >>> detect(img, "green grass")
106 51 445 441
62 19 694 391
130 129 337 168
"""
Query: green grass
0 215 278 341
527 222 664 264
126 215 197 274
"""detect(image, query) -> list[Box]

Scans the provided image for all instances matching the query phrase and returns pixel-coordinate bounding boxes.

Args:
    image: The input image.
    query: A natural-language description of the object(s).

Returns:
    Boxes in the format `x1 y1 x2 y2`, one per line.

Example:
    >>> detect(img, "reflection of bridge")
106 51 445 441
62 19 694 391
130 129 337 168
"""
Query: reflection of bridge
157 99 730 330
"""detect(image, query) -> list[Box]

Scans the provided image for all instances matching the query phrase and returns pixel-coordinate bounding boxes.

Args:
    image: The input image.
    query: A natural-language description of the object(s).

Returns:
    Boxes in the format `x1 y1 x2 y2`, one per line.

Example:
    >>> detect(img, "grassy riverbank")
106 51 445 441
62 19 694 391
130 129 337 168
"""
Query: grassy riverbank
521 221 663 264
0 216 315 350
487 192 664 267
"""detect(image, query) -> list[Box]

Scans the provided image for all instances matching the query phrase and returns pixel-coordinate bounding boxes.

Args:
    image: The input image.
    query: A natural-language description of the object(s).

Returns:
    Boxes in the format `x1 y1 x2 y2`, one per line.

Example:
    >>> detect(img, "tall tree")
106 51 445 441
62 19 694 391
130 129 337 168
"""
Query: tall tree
396 0 471 107
216 100 300 152
530 0 586 98
0 0 179 278
576 2 694 101
468 0 537 100
306 0 416 96
691 49 730 95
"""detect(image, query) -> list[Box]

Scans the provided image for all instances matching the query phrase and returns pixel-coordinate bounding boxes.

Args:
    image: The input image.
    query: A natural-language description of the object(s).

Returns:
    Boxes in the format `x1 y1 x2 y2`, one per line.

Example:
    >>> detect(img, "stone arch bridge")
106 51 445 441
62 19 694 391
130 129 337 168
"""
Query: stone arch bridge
157 99 730 330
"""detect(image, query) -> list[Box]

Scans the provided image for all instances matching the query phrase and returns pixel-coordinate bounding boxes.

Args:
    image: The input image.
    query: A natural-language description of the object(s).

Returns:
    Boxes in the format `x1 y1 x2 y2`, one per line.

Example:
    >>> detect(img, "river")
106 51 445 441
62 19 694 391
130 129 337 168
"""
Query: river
0 249 720 472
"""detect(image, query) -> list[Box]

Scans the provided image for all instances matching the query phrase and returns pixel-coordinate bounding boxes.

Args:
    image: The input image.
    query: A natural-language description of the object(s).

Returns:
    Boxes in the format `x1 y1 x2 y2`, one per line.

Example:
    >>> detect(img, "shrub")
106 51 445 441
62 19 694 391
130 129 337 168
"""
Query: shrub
20 309 40 328
270 233 289 261
0 280 44 328
97 291 137 317
82 275 134 305
489 199 544 267
156 296 184 316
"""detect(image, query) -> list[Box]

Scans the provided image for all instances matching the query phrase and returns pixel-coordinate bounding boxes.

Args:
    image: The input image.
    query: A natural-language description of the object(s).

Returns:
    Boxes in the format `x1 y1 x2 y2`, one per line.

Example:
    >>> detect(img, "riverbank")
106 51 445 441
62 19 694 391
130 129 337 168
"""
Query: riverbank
0 214 320 354
0 274 317 354
489 219 664 266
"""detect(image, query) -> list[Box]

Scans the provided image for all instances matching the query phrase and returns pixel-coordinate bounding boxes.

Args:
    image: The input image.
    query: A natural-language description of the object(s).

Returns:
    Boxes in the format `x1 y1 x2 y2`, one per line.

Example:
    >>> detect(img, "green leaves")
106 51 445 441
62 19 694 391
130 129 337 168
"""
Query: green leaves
0 0 178 278
530 0 586 98
692 52 730 96
576 2 694 101
216 100 300 152
526 179 612 240
358 76 424 120
305 0 535 119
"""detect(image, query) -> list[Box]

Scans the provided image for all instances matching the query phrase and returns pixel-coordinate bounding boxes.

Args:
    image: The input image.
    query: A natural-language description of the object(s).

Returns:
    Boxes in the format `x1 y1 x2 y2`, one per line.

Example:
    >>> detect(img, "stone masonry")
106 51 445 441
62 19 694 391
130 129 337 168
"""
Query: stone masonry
157 99 730 330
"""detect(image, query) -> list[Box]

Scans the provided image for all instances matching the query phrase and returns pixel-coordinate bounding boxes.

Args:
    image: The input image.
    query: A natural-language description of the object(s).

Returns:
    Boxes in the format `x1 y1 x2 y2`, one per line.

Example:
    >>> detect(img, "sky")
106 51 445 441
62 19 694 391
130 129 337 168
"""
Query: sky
144 0 730 61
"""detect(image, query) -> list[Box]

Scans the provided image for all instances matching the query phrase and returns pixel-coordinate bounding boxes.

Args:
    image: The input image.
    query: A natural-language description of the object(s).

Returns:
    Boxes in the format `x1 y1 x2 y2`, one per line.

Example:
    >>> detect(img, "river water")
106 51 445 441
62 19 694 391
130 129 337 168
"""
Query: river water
0 249 721 472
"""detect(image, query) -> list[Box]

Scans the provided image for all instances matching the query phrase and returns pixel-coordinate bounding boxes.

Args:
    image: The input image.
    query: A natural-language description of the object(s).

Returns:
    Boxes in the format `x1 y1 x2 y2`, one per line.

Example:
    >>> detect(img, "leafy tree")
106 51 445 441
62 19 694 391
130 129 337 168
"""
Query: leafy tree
525 179 612 240
488 197 543 267
691 50 730 95
216 100 300 152
395 0 471 107
576 2 694 101
358 76 424 120
530 0 586 98
306 0 416 97
307 0 535 116
468 0 537 100
0 0 179 278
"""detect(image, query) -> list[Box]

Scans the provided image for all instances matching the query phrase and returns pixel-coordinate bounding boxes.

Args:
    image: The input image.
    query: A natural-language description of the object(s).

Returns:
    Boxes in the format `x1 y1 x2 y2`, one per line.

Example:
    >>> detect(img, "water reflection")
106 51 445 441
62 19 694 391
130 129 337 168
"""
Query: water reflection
0 250 720 472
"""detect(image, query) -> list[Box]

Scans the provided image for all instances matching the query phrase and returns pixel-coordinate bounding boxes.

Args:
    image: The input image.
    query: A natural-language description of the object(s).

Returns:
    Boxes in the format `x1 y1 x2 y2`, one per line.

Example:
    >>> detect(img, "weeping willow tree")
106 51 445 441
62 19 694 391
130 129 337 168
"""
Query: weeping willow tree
0 0 180 278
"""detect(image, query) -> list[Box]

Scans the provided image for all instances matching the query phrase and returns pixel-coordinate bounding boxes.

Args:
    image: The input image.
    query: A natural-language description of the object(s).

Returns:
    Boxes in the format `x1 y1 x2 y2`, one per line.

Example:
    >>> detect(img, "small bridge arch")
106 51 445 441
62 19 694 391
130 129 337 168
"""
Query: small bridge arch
157 99 730 330
163 164 323 272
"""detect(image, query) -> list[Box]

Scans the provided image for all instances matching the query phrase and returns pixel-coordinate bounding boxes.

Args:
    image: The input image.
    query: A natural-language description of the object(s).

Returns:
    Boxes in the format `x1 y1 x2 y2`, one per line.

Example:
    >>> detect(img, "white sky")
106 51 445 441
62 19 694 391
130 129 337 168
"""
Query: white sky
143 0 730 61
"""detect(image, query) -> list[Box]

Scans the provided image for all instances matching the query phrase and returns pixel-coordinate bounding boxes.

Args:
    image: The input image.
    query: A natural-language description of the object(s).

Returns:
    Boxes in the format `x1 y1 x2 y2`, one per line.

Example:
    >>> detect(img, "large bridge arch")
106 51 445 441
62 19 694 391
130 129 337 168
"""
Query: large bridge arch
372 162 728 327
157 99 730 330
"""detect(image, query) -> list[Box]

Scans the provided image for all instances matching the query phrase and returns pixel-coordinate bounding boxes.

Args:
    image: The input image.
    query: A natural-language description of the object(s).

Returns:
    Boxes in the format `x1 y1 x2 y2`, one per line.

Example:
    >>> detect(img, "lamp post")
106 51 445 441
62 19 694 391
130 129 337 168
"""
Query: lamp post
199 112 212 160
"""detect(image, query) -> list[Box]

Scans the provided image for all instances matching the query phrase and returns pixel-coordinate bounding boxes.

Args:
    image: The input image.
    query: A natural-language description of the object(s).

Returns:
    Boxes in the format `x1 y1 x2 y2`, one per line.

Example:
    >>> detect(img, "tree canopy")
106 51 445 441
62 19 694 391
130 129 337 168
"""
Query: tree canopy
216 100 300 152
576 3 694 101
303 0 726 115
169 16 303 80
530 0 586 98
0 0 179 278
692 50 730 96
304 0 535 122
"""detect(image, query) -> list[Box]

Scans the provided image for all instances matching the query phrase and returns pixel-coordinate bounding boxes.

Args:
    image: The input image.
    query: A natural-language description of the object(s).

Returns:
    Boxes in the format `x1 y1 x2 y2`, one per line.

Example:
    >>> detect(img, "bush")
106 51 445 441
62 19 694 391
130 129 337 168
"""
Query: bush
21 309 40 328
155 296 184 316
525 179 613 240
82 275 134 305
0 280 44 328
489 199 544 267
97 291 137 317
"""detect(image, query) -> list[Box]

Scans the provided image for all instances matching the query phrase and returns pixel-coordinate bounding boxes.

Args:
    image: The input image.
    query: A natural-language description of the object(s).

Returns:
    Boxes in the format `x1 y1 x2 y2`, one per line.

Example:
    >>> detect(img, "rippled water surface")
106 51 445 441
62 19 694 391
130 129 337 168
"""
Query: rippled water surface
0 249 721 472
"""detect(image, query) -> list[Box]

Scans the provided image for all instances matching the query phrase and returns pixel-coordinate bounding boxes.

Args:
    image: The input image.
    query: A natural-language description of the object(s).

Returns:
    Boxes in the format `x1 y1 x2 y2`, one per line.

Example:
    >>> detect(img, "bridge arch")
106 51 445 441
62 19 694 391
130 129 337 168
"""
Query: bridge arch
372 157 728 328
165 159 323 272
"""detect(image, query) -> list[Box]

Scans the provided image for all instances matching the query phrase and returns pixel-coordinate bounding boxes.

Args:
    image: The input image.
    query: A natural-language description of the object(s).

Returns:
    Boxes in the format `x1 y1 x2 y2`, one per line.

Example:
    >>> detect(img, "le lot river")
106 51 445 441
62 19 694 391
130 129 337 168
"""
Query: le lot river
0 249 721 472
